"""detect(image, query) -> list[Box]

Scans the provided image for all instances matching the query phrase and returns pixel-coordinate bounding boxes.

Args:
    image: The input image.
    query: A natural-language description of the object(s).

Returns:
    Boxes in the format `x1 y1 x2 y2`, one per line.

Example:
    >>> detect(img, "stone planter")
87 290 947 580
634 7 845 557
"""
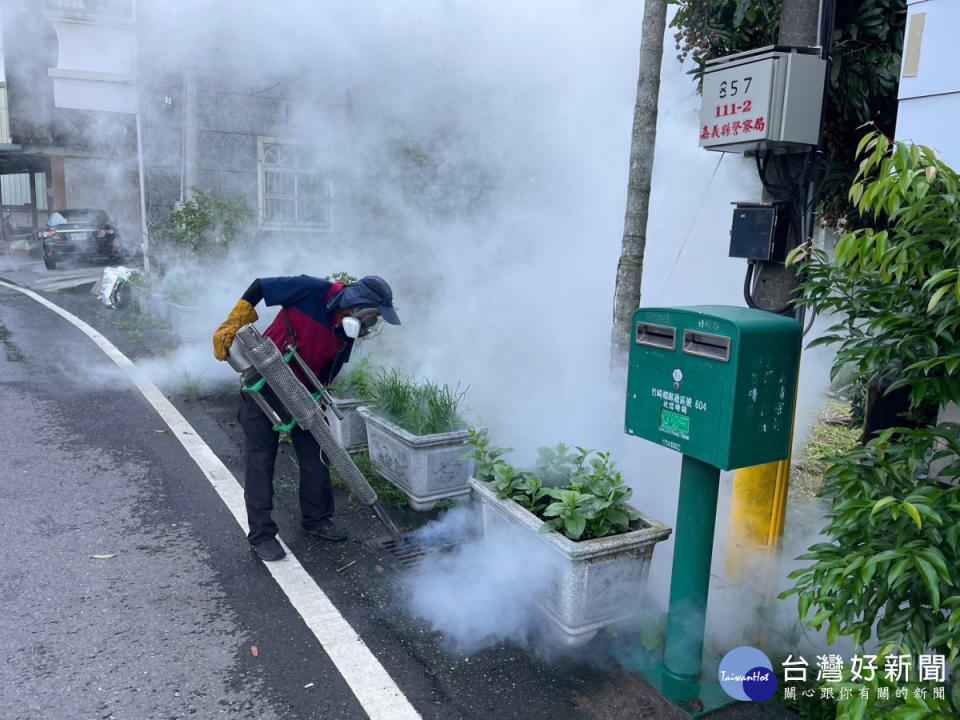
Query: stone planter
469 477 671 647
357 406 475 511
128 285 206 341
324 397 368 452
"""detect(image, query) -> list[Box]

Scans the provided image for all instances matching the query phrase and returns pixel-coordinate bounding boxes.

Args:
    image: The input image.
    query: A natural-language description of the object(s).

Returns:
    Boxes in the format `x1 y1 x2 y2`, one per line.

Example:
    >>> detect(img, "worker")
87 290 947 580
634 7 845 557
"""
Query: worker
212 275 401 561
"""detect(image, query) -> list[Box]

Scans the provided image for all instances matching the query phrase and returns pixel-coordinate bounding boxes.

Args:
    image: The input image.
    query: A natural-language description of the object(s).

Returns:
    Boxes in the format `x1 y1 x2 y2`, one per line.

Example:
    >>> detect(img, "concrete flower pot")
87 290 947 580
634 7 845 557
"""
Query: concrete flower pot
357 406 475 511
127 285 205 340
469 477 671 647
324 397 368 452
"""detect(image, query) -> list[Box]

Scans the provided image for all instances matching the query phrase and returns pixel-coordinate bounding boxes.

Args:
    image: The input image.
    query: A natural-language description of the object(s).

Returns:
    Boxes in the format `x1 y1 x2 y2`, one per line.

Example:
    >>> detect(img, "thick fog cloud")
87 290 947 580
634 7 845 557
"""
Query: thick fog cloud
118 0 839 656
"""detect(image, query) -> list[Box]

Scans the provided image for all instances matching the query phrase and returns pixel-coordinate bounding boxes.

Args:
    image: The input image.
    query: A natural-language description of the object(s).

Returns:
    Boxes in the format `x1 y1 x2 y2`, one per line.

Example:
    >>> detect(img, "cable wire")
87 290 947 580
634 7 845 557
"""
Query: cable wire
653 153 725 302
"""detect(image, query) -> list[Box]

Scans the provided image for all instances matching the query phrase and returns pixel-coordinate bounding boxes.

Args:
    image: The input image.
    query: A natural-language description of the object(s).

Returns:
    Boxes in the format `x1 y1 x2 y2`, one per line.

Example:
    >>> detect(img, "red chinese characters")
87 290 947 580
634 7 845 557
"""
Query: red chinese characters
700 116 766 143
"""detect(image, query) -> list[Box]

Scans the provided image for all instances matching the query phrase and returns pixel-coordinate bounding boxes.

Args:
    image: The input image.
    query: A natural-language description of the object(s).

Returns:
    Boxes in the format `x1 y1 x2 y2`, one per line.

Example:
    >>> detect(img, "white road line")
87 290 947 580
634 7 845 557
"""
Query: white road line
0 279 422 720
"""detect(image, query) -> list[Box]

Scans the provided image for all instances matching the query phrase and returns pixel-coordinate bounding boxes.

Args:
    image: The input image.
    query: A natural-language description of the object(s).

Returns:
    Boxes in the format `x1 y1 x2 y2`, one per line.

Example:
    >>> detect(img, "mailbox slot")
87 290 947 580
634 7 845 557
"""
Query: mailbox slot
636 323 677 351
683 331 731 362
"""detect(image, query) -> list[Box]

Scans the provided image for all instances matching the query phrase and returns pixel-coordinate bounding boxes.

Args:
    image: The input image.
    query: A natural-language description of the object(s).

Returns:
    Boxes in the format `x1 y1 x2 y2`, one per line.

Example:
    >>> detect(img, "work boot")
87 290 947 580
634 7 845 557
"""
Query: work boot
251 537 285 561
302 518 348 542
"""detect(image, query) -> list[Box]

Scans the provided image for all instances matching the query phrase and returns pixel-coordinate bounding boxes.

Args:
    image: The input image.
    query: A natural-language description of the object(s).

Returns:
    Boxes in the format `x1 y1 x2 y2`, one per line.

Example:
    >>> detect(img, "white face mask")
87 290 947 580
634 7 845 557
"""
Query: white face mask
341 316 361 339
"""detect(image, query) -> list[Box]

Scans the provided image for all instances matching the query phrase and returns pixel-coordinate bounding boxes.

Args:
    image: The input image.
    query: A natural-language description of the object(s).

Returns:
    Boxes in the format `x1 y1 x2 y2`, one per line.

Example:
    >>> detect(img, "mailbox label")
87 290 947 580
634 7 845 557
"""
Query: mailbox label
660 408 691 437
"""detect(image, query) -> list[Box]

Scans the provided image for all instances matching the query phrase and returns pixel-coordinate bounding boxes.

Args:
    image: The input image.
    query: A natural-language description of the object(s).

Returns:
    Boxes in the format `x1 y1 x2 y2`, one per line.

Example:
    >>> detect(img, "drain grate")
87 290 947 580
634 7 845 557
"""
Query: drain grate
366 531 471 571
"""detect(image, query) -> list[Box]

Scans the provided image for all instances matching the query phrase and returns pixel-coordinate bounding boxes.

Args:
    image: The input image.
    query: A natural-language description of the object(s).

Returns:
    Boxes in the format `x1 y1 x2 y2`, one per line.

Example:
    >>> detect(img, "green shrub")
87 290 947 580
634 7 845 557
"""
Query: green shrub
781 133 960 701
366 369 467 435
465 431 643 541
154 188 254 259
327 358 377 400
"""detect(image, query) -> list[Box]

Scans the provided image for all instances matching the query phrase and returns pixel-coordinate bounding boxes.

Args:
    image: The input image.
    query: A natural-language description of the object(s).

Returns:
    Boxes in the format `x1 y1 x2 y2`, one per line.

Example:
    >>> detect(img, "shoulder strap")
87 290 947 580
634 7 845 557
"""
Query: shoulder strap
282 308 298 348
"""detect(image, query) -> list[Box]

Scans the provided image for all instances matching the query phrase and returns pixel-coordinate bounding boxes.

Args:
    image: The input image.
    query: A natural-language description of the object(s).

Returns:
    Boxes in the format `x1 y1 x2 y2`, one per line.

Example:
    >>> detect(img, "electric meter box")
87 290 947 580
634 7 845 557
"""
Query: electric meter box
625 306 801 470
699 46 826 154
729 202 790 261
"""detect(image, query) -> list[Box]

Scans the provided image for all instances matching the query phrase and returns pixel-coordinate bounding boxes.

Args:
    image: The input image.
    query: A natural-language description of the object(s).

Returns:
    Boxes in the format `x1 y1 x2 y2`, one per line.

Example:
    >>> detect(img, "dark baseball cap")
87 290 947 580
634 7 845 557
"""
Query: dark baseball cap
331 275 401 325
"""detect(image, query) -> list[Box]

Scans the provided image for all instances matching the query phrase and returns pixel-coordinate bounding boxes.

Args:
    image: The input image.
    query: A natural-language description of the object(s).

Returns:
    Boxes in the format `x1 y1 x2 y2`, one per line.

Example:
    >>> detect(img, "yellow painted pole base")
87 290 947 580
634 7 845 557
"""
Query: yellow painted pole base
725 458 790 581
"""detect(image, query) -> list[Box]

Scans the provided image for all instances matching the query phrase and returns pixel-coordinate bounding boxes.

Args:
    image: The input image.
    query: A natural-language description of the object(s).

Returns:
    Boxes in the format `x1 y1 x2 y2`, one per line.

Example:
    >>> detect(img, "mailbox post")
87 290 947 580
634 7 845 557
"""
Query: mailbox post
625 306 801 689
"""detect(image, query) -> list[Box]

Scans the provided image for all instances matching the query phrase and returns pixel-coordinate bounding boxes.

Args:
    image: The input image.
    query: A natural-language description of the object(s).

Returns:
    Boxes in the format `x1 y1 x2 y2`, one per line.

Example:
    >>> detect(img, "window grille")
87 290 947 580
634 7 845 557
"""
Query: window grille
258 139 332 230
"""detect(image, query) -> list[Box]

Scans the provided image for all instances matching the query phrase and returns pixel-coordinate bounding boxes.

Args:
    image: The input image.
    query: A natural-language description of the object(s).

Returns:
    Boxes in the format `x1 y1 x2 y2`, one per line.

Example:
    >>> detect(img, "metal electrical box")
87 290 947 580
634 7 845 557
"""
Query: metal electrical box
699 46 826 154
729 202 790 261
624 306 801 470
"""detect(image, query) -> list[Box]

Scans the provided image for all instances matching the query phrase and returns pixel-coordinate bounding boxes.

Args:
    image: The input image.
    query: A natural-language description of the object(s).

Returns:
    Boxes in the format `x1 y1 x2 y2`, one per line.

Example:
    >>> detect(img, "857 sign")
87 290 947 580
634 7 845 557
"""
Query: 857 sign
716 76 753 117
699 60 773 149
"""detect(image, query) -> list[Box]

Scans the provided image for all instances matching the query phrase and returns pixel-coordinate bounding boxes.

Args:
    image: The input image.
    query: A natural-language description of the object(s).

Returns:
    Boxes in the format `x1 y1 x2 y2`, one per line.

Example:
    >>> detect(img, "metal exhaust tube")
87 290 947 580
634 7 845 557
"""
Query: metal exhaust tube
232 324 406 546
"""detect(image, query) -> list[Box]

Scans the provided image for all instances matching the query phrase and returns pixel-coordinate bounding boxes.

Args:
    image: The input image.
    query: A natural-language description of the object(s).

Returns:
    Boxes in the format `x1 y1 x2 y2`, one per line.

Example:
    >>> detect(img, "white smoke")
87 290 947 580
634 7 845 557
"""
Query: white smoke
46 0 843 662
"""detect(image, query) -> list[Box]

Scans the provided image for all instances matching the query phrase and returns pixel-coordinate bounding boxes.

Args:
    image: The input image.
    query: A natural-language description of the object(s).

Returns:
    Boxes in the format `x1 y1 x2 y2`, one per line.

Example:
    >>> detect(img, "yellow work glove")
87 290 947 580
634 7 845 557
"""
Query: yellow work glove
213 299 259 361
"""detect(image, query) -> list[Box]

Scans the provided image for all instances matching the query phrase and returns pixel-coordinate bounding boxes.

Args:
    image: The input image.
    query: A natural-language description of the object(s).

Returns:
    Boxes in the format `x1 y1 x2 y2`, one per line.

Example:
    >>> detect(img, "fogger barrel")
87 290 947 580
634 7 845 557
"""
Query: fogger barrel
231 324 405 543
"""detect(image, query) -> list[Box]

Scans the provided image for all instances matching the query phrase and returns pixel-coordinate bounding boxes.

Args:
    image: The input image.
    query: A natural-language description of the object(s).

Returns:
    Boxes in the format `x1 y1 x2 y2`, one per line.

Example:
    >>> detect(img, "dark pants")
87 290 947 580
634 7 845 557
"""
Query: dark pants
237 390 335 546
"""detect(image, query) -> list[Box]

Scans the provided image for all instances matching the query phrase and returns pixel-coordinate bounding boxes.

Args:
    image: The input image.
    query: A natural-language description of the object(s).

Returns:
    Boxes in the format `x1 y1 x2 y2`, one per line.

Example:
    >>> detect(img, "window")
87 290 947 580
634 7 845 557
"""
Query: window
258 138 332 231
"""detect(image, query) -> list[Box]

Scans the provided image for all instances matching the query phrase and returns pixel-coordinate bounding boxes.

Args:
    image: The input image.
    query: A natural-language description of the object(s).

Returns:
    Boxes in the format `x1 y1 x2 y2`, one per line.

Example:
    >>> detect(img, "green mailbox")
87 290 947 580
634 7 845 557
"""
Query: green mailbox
625 306 801 471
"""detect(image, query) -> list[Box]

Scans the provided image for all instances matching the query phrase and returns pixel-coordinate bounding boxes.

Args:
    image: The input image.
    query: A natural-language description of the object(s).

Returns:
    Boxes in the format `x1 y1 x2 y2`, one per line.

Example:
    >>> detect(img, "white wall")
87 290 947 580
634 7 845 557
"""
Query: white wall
46 10 137 114
895 0 960 168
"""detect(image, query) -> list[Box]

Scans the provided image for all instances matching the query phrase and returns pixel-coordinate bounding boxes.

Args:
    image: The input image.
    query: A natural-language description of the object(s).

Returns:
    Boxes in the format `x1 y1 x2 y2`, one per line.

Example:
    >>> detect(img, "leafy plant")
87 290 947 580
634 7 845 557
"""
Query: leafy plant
326 271 358 286
533 443 578 487
366 369 467 436
327 357 377 400
177 370 206 401
465 436 643 541
464 429 513 483
116 309 170 341
829 654 958 719
668 0 906 225
154 187 254 259
789 132 960 413
780 426 960 658
779 133 960 685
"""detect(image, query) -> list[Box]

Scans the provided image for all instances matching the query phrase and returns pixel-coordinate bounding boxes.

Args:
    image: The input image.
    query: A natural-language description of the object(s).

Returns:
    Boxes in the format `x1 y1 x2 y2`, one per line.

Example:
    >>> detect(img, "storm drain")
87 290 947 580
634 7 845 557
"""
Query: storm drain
366 531 471 571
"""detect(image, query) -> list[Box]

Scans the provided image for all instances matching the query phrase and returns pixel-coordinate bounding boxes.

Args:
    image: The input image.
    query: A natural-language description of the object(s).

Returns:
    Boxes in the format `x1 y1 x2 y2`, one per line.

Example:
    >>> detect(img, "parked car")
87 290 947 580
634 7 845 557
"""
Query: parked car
40 209 123 270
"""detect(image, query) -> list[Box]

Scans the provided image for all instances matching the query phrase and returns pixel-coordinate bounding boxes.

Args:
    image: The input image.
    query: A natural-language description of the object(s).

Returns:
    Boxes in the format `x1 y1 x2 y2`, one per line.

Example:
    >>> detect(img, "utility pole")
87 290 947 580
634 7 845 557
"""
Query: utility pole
611 0 668 370
747 0 821 312
727 0 827 577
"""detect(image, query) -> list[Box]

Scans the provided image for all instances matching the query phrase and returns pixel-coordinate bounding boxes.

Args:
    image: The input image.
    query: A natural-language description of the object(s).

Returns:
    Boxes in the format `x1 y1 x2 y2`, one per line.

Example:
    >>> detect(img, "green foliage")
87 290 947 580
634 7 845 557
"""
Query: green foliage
155 188 254 258
116 309 170 341
366 369 467 435
780 426 960 659
781 134 960 685
326 271 358 286
464 434 643 541
177 370 206 401
669 0 906 224
789 132 960 411
327 449 410 508
782 658 960 719
327 357 377 400
124 270 155 290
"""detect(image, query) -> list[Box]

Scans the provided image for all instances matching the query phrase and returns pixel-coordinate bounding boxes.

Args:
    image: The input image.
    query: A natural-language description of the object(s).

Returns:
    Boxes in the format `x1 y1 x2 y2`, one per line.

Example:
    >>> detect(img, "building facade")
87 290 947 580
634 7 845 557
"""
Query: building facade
0 0 337 258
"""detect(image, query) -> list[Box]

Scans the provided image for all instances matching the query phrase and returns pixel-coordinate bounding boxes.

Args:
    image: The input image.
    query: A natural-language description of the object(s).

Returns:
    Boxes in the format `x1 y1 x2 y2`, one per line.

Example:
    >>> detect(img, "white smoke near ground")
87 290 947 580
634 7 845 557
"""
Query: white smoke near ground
400 506 560 654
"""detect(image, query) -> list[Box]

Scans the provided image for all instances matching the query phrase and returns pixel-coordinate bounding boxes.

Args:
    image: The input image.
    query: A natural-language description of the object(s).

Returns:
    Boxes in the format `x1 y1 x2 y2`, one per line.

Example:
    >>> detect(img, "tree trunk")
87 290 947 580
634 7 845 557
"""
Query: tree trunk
610 0 668 369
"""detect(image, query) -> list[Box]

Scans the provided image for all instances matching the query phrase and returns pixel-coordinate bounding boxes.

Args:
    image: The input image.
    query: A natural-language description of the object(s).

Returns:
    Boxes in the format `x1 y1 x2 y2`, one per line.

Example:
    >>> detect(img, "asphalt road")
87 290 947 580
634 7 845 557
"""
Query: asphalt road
0 256 799 720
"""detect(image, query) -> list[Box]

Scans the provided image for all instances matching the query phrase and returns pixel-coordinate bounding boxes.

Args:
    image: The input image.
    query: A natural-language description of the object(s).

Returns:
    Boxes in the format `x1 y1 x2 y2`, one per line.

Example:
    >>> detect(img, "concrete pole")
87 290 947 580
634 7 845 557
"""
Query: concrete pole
183 68 198 200
727 0 822 575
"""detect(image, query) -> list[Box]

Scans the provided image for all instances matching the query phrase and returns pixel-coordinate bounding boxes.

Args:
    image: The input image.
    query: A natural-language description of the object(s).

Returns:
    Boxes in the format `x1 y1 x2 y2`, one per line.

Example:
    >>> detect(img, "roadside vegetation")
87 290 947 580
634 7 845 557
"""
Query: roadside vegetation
779 133 960 717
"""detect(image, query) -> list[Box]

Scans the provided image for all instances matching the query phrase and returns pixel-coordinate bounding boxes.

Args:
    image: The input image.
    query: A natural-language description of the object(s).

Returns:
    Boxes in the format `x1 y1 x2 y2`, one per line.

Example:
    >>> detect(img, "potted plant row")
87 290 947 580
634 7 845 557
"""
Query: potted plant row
465 434 671 647
357 370 476 510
